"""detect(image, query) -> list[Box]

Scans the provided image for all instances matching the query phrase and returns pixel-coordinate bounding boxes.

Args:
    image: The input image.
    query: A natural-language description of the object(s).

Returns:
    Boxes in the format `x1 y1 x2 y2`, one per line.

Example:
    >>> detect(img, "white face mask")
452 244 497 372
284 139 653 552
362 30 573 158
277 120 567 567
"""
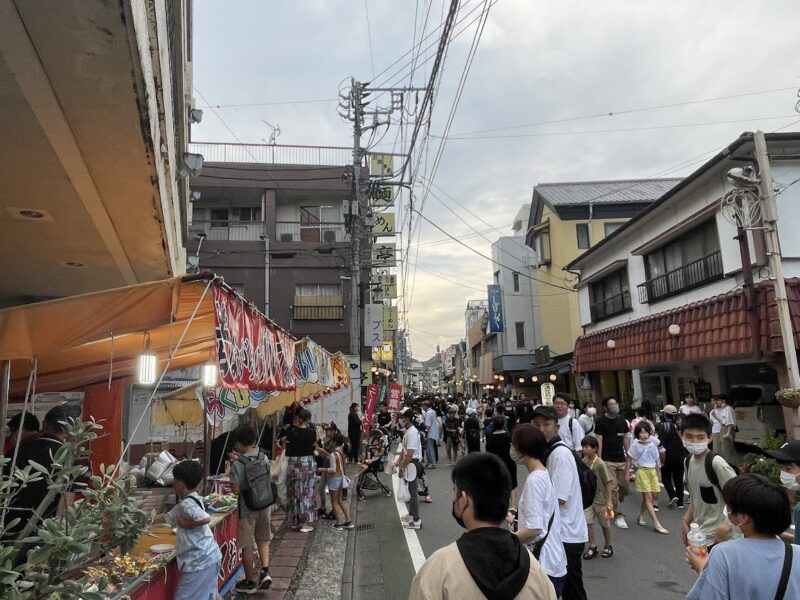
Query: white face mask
683 440 708 455
724 511 744 539
780 470 800 491
509 447 524 464
587 407 597 417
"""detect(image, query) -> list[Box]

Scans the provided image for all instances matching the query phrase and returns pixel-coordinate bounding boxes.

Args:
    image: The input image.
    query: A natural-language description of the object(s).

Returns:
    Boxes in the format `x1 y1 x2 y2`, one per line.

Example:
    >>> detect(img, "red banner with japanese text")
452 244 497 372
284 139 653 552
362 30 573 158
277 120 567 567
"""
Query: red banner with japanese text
387 383 403 411
213 287 296 391
362 384 379 434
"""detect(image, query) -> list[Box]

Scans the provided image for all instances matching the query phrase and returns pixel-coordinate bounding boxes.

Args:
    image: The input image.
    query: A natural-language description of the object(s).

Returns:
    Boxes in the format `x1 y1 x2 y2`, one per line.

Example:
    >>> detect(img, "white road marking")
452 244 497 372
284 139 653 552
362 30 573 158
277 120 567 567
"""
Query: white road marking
392 472 427 573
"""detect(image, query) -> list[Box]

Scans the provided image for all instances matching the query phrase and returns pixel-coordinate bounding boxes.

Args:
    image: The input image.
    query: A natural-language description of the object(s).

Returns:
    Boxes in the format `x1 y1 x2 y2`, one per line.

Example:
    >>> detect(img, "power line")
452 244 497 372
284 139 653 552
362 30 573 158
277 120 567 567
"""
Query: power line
196 98 337 109
448 86 798 137
440 114 800 141
364 0 376 80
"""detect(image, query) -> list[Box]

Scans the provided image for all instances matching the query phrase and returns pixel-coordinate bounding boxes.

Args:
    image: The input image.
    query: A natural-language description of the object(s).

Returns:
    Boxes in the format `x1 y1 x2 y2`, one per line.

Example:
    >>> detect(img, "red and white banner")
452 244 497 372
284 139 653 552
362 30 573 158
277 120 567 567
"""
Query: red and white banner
387 383 403 411
362 384 379 434
213 287 296 391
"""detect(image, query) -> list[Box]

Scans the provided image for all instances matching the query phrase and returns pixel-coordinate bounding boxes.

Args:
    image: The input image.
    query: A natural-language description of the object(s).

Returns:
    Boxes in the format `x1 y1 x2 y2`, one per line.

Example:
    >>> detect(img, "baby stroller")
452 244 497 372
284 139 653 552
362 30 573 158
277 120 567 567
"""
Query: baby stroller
357 430 393 501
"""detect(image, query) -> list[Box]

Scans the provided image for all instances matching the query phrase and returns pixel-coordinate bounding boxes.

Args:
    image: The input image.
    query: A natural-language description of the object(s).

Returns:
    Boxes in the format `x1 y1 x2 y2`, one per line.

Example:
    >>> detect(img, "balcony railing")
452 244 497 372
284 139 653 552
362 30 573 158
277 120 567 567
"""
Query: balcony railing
638 251 723 303
189 142 356 166
189 220 263 241
590 290 632 322
275 221 347 243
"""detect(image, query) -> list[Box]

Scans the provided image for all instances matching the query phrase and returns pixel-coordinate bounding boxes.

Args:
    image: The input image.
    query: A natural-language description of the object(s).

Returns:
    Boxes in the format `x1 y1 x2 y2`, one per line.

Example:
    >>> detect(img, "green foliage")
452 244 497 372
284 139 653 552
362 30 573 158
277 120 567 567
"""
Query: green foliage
742 452 782 485
762 427 787 451
0 418 152 599
620 390 635 419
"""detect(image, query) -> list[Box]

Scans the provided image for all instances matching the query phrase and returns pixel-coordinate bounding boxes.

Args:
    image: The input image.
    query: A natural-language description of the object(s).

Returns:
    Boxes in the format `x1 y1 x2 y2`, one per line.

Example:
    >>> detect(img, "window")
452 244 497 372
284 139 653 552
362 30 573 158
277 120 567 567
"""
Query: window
293 284 343 319
515 322 525 349
210 209 229 228
236 207 262 222
604 222 624 237
576 224 590 249
300 205 343 242
640 220 722 303
589 268 631 322
512 272 520 292
534 230 551 266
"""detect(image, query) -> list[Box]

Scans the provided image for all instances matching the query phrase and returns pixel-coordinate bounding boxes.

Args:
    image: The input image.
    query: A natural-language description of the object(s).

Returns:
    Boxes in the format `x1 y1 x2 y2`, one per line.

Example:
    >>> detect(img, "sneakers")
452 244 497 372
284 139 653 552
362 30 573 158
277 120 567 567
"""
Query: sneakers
300 525 313 533
668 497 678 508
614 515 629 529
403 519 422 530
423 495 433 503
235 579 258 595
259 568 272 589
342 521 355 530
655 524 669 535
637 515 647 527
332 522 344 530
401 514 414 523
653 505 660 512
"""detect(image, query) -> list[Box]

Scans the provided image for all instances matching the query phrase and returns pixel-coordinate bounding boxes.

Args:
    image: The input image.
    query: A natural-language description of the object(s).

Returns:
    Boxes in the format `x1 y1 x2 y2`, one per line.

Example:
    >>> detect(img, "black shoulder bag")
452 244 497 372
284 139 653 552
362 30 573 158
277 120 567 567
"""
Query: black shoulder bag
530 511 556 560
774 542 793 600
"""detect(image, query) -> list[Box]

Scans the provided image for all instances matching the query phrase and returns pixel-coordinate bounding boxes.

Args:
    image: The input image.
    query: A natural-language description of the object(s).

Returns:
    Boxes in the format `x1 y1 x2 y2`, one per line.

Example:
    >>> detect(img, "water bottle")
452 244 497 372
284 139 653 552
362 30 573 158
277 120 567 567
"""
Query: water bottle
687 522 708 557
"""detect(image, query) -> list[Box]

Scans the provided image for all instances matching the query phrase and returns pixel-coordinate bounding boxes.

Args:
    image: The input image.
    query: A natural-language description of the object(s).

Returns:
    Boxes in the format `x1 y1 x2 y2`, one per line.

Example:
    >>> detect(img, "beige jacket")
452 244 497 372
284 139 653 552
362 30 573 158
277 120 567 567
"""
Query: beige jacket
409 542 557 600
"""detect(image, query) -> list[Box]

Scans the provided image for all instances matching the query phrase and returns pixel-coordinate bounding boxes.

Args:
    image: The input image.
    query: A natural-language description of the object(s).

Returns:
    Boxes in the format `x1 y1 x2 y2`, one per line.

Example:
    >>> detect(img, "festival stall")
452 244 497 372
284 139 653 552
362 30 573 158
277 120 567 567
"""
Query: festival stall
0 272 350 597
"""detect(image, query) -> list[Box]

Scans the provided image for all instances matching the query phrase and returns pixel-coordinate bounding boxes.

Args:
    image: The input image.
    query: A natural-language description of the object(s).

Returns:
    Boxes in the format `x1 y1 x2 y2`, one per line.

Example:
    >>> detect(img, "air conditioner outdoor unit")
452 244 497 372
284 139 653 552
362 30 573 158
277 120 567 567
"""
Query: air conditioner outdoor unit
280 233 294 242
323 230 337 243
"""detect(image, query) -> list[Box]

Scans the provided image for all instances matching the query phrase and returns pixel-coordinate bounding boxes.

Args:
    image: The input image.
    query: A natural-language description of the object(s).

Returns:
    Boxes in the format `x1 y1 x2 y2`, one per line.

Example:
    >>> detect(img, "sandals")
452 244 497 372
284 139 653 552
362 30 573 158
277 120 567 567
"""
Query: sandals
582 546 599 560
601 545 613 558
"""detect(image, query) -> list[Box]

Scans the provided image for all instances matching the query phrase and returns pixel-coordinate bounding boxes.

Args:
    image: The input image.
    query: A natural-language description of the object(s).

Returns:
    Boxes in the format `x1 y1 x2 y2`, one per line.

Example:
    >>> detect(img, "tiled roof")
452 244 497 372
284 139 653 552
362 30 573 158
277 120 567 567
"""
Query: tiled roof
573 279 800 372
535 178 682 206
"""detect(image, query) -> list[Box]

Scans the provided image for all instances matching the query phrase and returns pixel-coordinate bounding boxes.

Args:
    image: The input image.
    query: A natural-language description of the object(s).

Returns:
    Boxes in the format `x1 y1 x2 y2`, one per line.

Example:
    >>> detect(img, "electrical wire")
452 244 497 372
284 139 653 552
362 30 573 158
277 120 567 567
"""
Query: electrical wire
364 0 376 80
197 98 337 109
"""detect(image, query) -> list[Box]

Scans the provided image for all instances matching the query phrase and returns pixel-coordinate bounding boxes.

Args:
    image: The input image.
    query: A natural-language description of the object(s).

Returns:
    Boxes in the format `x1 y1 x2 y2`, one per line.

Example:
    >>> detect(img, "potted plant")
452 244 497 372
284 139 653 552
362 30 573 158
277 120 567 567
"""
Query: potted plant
776 388 800 409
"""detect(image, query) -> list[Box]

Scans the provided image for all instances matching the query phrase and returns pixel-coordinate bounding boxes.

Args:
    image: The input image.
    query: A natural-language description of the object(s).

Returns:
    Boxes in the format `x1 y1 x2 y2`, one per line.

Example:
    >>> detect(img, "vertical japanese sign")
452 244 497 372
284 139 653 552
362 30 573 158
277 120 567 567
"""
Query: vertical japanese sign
383 306 398 331
487 284 504 333
372 213 396 236
362 384 379 433
387 384 403 411
540 383 555 406
364 304 384 346
371 242 397 267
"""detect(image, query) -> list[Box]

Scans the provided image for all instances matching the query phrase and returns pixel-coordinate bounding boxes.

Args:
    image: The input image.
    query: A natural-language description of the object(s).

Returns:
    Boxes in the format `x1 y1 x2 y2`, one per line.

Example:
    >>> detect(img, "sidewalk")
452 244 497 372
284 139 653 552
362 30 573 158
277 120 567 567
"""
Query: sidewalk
230 468 415 600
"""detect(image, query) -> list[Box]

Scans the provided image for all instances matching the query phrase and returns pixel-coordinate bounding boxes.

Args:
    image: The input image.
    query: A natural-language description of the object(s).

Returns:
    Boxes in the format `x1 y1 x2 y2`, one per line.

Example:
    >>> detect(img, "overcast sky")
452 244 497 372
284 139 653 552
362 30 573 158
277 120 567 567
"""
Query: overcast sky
192 0 800 359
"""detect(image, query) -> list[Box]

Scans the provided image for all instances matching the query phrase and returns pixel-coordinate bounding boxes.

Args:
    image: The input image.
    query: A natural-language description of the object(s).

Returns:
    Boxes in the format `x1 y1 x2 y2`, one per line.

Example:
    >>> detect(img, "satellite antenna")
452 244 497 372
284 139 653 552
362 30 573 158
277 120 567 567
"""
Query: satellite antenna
261 120 281 145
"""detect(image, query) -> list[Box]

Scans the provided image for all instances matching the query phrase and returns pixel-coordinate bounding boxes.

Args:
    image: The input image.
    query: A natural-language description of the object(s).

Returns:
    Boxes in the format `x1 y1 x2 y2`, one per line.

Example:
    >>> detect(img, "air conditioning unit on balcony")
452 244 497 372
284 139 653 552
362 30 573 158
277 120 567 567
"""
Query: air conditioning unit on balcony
322 229 337 243
280 233 294 242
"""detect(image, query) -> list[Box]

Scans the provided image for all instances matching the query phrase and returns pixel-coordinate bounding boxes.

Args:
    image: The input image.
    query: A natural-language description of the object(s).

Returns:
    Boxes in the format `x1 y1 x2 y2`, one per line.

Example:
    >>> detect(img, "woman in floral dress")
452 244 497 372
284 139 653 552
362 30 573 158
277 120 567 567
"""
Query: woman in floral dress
281 408 318 532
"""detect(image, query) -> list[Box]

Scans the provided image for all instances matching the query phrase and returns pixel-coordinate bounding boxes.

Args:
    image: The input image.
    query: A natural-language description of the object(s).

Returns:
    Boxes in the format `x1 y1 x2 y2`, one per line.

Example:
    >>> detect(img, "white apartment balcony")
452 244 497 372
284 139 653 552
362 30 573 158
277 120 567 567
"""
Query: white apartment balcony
189 142 356 167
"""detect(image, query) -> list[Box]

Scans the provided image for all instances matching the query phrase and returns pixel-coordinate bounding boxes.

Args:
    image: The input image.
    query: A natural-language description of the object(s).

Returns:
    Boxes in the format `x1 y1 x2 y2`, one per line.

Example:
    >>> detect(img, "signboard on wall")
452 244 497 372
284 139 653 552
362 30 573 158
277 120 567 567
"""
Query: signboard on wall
364 304 384 346
540 383 555 406
487 284 504 333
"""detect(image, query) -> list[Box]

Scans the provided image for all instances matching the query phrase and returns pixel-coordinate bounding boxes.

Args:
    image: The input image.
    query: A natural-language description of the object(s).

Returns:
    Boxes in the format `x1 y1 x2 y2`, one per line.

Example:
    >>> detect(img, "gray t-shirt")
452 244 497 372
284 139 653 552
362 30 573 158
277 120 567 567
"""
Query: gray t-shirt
685 454 737 537
230 449 270 518
687 538 799 600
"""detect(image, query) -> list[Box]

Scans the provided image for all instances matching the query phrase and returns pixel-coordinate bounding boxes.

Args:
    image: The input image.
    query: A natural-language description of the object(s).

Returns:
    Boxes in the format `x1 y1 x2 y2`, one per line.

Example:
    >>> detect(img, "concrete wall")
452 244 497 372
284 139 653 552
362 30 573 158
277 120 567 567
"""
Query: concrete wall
492 235 537 355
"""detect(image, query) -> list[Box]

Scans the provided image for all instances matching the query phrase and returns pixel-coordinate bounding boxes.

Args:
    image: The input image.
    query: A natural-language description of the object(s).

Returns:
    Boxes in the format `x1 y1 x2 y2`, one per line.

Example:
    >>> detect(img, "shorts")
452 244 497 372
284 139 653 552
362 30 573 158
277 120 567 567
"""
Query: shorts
584 503 608 525
328 475 344 491
635 467 660 493
175 561 220 600
238 506 273 547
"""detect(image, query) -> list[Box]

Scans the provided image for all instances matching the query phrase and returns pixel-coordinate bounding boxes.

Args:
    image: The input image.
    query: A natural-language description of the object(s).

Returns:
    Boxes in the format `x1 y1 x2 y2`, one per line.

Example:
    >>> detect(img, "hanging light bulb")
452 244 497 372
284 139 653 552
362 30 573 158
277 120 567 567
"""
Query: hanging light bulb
531 375 539 383
138 332 157 385
519 377 525 384
203 363 218 387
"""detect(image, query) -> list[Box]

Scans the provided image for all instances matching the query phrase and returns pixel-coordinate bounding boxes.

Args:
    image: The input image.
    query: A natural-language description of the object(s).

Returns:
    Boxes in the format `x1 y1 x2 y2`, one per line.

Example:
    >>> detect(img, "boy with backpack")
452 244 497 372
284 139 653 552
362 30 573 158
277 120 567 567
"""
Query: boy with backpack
231 425 277 595
161 460 222 600
680 413 739 550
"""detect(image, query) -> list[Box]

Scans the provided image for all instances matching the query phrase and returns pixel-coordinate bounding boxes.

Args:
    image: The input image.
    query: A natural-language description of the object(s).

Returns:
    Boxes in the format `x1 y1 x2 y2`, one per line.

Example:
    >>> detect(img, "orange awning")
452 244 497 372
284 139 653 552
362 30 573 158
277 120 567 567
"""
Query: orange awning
0 277 216 395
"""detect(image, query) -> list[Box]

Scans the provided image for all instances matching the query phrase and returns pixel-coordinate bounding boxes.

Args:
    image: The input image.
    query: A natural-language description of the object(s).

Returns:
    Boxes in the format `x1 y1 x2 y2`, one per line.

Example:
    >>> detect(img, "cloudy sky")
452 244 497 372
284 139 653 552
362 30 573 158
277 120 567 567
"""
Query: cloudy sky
192 0 800 359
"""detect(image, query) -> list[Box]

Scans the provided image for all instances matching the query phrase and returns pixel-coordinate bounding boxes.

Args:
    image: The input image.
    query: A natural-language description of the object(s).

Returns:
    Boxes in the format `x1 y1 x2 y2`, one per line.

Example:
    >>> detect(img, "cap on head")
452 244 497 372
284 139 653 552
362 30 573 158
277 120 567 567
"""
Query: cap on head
531 405 558 422
765 440 800 463
661 404 678 415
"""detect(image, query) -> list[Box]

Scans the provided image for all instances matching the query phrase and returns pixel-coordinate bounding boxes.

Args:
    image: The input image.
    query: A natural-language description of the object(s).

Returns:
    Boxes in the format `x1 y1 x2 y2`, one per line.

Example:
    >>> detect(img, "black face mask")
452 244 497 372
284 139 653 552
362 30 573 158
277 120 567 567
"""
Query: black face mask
452 498 466 529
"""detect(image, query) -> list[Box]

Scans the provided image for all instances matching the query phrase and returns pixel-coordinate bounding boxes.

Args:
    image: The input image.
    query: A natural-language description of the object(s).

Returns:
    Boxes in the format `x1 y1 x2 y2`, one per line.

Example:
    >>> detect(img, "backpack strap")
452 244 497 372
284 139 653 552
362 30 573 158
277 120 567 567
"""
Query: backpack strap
185 494 205 511
774 542 793 600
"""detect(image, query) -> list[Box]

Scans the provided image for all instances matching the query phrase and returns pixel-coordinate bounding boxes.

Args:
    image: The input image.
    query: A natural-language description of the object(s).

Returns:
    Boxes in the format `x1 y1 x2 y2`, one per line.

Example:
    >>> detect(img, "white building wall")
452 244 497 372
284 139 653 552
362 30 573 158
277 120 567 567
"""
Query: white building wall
578 161 800 334
491 235 538 355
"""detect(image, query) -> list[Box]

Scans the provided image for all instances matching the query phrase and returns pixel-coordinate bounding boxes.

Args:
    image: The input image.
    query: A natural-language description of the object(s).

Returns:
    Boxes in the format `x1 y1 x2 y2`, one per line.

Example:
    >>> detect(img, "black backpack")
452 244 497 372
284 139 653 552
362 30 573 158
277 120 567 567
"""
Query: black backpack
684 451 741 493
554 442 597 509
237 452 277 511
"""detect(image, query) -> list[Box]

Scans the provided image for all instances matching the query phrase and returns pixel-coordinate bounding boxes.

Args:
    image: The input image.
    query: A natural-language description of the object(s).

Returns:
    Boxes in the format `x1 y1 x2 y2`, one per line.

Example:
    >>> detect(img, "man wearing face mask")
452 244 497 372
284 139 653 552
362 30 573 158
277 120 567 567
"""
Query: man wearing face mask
655 405 685 508
577 402 596 438
398 409 423 530
680 413 737 548
765 440 800 544
409 453 556 600
594 396 631 530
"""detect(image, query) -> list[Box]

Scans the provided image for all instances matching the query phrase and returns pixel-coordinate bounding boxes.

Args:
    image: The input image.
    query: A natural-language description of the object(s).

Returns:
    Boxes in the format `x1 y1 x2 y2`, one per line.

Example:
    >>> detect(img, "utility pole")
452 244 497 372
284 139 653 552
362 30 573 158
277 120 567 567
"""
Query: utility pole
754 130 800 389
349 79 364 357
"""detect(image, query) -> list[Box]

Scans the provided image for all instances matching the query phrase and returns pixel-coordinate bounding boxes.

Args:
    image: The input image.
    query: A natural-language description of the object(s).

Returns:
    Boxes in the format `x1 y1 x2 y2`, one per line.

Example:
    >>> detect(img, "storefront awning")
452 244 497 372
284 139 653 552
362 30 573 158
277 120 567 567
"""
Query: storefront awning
574 278 800 373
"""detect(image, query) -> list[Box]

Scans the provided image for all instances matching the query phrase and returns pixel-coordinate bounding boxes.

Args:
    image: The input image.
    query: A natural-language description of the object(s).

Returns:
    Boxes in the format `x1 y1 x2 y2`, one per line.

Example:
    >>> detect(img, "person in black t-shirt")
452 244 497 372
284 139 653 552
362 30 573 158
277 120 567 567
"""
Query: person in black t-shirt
347 403 362 463
376 402 392 428
515 393 535 426
593 396 630 529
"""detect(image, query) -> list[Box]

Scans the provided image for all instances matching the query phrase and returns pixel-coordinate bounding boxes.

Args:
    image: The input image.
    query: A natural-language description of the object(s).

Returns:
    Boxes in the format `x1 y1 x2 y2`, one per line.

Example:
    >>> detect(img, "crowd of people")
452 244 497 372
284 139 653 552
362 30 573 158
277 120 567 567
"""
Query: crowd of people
391 391 800 600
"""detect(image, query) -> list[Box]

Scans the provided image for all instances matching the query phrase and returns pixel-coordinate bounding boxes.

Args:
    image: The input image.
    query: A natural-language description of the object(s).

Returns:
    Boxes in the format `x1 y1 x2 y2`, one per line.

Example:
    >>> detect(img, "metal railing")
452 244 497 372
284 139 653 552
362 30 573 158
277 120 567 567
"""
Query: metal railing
189 142 355 166
590 290 632 322
638 251 723 303
275 221 347 243
189 220 263 242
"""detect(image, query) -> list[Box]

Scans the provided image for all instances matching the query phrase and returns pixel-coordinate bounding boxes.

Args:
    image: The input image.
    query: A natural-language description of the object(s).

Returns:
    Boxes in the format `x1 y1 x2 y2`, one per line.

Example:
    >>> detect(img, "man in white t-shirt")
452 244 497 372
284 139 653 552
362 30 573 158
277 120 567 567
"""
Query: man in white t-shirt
710 393 737 464
679 393 704 418
423 401 439 469
532 405 588 600
399 409 422 529
554 393 585 454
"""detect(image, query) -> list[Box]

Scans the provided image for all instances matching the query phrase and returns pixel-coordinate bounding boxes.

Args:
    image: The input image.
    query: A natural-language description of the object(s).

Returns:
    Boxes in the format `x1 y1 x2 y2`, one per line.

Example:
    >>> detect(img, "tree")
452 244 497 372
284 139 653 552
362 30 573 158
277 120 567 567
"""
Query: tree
0 418 152 599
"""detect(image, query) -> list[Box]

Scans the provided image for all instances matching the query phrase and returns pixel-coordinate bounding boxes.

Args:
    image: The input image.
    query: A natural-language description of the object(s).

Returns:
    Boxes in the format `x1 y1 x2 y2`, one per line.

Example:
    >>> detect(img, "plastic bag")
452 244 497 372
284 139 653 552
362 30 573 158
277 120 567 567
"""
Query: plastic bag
274 451 289 485
396 478 411 503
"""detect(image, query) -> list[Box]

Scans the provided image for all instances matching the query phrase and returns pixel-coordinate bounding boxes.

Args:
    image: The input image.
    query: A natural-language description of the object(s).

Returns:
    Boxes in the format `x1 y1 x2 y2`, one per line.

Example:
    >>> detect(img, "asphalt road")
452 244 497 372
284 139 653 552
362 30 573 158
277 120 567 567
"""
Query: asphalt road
414 453 699 600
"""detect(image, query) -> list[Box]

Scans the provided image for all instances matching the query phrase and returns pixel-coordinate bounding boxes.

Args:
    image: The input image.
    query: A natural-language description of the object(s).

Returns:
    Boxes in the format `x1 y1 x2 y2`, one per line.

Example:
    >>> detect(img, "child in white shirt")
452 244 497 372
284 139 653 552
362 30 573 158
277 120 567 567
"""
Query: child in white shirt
628 422 668 535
